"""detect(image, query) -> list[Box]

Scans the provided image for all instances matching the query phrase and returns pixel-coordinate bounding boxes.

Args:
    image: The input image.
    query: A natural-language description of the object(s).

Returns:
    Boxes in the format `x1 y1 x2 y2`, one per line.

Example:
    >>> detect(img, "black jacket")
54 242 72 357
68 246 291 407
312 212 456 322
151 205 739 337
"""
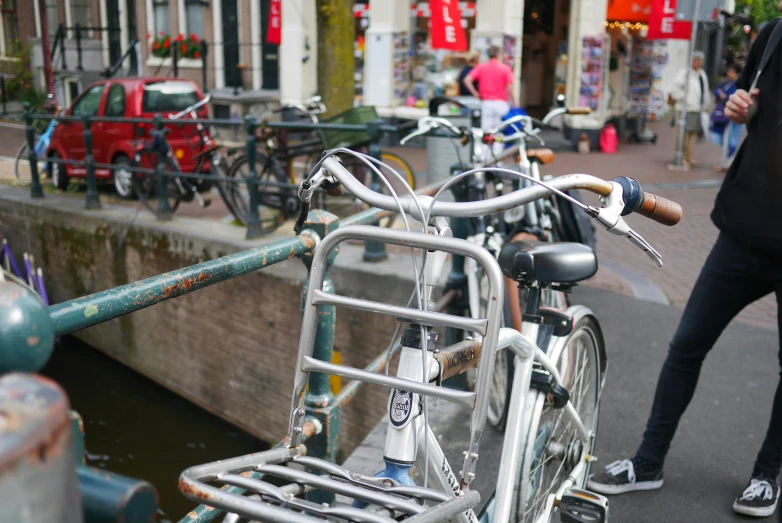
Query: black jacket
711 18 782 257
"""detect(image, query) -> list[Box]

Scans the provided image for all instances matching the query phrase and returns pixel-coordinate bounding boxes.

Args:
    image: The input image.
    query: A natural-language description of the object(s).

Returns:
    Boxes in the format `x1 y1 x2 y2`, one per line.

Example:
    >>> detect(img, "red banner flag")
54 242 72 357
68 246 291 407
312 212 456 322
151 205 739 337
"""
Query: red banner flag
647 0 692 40
430 0 467 51
267 0 281 45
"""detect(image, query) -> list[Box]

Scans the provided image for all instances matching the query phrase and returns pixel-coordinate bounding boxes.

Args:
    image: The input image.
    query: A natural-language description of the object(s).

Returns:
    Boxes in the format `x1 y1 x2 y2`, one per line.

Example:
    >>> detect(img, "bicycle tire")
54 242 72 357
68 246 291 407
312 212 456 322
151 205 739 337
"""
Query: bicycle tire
514 315 604 523
15 142 48 187
131 152 182 215
225 153 290 234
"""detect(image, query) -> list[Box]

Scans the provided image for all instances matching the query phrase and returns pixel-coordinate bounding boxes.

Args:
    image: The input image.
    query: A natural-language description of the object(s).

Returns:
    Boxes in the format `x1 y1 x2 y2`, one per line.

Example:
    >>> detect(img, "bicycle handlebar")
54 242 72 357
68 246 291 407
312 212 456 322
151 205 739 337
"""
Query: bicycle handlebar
169 94 212 120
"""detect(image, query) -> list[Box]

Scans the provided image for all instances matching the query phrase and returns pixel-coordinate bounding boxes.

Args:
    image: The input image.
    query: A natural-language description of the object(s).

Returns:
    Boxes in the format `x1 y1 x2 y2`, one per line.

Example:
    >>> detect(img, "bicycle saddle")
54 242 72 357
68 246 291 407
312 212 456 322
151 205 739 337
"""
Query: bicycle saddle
498 240 597 284
527 148 555 164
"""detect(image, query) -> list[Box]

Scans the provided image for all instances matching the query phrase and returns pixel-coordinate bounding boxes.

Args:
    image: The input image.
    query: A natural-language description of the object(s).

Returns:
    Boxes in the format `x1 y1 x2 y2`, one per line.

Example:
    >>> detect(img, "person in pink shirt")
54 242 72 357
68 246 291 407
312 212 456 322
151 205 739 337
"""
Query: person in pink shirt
464 45 517 159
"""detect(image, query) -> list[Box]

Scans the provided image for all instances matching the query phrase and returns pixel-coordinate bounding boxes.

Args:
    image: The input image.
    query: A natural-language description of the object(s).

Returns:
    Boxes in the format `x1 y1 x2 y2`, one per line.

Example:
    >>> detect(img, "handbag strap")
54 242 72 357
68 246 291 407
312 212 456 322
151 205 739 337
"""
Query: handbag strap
750 19 782 90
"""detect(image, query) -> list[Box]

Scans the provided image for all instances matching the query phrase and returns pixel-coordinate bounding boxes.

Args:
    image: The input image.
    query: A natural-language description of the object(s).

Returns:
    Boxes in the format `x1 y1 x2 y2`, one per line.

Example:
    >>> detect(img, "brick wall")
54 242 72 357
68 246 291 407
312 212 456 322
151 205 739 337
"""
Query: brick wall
0 188 419 459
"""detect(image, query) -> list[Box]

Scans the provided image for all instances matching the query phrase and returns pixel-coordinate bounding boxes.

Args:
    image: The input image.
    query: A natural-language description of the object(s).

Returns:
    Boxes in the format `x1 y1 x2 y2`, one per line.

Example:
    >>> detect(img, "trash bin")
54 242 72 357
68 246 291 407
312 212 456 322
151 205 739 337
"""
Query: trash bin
425 96 481 188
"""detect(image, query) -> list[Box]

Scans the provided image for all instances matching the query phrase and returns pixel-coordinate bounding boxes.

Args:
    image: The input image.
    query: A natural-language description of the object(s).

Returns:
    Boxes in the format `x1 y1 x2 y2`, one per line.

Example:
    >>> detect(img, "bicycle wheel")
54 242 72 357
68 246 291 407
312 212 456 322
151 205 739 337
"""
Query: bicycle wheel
131 151 182 215
515 315 604 523
308 151 416 225
15 142 47 186
225 153 289 234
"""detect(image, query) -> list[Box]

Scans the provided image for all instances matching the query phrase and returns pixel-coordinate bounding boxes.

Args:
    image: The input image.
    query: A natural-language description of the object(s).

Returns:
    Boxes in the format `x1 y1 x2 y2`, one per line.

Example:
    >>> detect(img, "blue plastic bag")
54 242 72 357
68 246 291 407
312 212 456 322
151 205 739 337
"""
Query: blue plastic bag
501 107 528 148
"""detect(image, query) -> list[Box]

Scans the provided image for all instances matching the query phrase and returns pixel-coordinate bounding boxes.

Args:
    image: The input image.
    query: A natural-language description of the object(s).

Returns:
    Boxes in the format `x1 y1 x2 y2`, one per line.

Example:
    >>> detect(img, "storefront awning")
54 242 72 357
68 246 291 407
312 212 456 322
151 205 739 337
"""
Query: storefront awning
606 0 652 22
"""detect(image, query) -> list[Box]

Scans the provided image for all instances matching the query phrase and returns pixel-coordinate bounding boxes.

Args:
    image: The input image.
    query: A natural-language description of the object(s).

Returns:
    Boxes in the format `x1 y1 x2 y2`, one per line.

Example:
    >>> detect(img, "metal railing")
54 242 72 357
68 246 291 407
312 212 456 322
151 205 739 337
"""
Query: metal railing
22 103 406 250
2 171 449 522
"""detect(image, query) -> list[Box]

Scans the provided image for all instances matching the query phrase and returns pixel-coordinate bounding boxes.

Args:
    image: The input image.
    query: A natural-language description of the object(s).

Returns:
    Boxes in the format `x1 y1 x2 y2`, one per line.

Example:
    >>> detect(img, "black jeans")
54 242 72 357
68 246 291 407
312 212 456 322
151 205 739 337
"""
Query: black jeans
636 233 782 477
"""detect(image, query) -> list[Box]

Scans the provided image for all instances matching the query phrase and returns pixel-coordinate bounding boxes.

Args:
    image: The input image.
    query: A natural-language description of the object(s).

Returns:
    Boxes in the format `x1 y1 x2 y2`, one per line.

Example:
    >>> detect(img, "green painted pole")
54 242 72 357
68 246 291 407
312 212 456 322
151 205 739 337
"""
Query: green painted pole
153 115 172 221
24 103 44 198
300 209 339 505
362 119 388 262
244 115 263 239
83 115 101 209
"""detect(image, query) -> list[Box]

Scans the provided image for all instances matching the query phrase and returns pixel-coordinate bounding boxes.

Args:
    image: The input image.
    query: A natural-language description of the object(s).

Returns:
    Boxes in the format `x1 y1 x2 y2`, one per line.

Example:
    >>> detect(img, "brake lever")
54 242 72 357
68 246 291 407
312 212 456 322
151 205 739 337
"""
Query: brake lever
593 182 663 267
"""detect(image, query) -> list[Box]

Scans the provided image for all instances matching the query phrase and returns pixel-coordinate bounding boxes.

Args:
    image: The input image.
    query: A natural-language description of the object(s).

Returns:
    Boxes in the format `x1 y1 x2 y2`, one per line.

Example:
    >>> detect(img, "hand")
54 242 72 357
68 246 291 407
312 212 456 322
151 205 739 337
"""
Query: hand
725 88 758 124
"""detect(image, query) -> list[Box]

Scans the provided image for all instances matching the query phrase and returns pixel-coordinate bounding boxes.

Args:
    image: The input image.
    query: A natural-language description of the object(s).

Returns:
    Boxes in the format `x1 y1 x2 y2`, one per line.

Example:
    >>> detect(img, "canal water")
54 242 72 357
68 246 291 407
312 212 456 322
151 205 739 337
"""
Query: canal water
43 337 269 522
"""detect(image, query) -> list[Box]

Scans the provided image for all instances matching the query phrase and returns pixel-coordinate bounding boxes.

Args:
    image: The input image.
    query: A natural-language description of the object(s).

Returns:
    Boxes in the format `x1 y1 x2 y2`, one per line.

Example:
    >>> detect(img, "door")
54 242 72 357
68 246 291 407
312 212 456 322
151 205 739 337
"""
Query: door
222 0 240 88
93 83 128 174
63 84 106 175
260 0 279 90
106 0 122 67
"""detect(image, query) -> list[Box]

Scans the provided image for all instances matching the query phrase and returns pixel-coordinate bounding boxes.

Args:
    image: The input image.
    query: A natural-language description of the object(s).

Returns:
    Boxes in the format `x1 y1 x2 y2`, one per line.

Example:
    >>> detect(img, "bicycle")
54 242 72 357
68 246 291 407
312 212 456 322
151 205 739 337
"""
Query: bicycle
399 102 593 431
15 97 61 187
225 99 416 227
129 95 243 221
179 149 682 523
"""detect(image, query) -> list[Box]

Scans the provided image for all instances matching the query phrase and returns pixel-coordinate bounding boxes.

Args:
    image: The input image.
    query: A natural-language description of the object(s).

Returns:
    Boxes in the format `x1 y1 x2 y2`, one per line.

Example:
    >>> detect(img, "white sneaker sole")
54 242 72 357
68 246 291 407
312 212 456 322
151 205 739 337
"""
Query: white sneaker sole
587 478 664 495
732 499 779 517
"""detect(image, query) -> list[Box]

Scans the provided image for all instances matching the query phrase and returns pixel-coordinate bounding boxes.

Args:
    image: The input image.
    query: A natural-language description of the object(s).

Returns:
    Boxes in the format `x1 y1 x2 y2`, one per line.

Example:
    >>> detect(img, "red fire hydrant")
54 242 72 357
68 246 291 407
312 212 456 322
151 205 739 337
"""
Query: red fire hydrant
600 124 618 154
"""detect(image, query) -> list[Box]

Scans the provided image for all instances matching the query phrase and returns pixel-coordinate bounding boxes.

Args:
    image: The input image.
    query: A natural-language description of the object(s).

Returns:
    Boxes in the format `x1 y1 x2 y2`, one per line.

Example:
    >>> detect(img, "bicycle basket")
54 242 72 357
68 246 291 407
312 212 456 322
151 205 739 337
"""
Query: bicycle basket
320 106 379 149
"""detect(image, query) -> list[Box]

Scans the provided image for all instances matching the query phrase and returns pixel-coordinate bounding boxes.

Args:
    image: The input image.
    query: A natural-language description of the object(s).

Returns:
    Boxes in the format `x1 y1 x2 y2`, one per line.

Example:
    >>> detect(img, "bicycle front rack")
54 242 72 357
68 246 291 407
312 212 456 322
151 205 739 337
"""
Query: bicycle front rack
179 226 506 522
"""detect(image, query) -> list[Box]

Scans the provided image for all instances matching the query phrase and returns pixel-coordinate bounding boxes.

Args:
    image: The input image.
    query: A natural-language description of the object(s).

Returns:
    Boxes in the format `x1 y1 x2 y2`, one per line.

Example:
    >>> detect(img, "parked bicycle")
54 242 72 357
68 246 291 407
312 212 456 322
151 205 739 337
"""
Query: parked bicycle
129 95 244 221
15 95 61 187
225 99 416 227
399 100 594 430
179 150 682 523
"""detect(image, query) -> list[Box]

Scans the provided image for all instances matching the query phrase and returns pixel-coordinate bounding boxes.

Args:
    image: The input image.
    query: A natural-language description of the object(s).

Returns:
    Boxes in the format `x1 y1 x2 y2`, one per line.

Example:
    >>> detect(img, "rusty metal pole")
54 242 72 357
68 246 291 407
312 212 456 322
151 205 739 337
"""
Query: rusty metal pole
37 0 57 102
300 209 339 506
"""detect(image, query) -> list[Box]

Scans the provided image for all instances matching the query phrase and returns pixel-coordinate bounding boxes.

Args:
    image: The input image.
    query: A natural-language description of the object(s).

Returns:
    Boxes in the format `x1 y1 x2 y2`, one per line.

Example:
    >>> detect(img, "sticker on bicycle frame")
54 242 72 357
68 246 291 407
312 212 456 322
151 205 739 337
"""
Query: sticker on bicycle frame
388 388 414 428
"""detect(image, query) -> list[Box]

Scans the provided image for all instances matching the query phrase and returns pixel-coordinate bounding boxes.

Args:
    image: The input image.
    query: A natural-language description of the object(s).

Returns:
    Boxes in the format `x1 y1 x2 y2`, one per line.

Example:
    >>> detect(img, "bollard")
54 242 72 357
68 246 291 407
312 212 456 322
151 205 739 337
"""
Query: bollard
0 374 83 522
82 115 101 209
200 40 208 93
152 115 173 221
243 115 263 239
0 76 7 115
23 103 44 198
362 119 388 262
75 24 83 71
299 209 339 505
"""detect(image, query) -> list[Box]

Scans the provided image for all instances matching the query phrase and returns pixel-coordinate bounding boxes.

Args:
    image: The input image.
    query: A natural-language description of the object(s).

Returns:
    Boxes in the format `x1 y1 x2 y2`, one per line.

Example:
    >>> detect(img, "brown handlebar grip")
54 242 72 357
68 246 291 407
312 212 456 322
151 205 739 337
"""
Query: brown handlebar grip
567 106 591 115
637 192 683 226
325 185 344 197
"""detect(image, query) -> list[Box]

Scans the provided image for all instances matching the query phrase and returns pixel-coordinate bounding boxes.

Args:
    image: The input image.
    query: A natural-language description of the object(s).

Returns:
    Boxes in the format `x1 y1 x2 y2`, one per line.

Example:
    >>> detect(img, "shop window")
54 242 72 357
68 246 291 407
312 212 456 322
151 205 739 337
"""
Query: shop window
186 0 204 38
1 0 18 55
153 0 170 35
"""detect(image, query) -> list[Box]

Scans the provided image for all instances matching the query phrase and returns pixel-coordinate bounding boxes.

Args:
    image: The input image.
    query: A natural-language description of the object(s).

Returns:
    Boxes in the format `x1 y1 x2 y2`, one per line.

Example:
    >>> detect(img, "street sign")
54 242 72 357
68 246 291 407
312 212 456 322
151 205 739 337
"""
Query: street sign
675 0 723 21
648 0 693 40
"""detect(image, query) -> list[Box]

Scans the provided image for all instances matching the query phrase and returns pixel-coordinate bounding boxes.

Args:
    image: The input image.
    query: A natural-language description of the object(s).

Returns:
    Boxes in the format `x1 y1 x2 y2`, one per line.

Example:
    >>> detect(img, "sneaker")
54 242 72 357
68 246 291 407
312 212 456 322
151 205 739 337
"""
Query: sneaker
733 477 779 517
587 459 664 495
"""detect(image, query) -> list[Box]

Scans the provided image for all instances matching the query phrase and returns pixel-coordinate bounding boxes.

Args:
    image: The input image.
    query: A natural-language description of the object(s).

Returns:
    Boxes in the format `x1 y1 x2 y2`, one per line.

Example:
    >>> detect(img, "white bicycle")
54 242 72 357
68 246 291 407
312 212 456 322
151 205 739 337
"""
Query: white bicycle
179 150 682 523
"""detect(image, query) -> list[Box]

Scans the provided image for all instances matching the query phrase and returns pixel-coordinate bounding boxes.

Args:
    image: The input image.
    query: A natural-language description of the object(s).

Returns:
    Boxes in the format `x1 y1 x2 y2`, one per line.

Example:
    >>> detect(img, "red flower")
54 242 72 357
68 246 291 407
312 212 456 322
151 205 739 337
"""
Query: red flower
194 51 200 58
181 44 187 53
176 33 184 42
159 31 165 36
190 34 198 41
152 42 160 50
164 40 170 48
147 32 152 39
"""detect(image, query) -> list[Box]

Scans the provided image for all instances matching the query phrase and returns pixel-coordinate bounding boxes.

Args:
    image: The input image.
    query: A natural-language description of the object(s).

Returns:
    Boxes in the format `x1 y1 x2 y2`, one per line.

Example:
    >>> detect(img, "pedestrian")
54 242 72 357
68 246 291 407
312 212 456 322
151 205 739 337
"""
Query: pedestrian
588 11 782 519
458 53 480 97
463 46 516 161
710 64 744 172
670 51 711 167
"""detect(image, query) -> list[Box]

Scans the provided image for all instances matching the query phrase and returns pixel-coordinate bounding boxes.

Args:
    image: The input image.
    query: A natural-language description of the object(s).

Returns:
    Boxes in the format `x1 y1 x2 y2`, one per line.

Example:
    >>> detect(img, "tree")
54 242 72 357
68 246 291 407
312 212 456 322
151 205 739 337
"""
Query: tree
736 0 780 27
316 0 355 117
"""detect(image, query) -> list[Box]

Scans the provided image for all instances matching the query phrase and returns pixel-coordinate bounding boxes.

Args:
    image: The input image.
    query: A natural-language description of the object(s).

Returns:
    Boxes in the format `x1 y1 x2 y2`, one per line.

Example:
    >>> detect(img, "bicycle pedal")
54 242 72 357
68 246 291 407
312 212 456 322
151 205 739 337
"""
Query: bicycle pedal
559 488 609 523
201 197 212 208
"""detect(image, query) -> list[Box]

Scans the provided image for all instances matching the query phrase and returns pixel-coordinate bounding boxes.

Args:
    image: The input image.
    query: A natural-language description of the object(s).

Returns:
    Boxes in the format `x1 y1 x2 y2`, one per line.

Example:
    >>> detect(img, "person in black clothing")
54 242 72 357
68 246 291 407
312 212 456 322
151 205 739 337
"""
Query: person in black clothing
588 11 782 519
458 53 480 97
